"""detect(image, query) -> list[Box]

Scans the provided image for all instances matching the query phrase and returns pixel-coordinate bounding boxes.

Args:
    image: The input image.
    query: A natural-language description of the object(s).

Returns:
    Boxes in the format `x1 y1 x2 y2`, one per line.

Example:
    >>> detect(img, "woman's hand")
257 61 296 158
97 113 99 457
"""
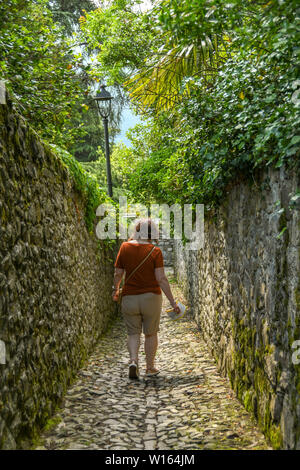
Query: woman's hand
112 288 119 302
112 268 124 302
155 268 182 315
172 303 181 315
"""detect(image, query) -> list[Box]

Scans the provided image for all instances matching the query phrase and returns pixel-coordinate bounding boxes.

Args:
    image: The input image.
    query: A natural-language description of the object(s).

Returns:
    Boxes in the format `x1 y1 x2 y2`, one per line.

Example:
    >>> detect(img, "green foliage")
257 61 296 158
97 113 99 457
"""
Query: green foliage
81 0 233 112
81 150 107 189
3 0 299 214
79 0 156 86
47 0 95 35
0 0 90 149
125 0 236 112
70 104 105 162
110 142 142 190
119 0 300 209
50 144 114 232
0 0 123 164
124 114 184 204
69 98 121 163
81 143 137 201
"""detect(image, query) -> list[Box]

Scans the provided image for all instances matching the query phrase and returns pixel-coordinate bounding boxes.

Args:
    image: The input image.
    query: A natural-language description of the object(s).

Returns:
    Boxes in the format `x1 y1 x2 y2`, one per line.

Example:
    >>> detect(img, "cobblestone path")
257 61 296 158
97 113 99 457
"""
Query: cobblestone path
35 275 271 450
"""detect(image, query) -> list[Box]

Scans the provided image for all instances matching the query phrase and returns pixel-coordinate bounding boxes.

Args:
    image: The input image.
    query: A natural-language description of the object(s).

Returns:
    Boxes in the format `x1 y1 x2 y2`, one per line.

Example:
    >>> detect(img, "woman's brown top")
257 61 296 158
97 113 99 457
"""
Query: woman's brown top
114 241 164 296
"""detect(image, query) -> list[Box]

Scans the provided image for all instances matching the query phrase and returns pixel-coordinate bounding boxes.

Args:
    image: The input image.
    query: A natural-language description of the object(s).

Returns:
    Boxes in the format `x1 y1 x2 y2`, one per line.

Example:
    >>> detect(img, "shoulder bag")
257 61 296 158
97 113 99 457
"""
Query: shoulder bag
118 246 156 305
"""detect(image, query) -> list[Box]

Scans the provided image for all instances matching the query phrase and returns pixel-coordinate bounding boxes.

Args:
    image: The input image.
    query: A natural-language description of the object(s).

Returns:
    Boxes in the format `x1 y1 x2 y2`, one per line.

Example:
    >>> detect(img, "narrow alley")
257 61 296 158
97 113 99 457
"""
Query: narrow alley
34 274 270 451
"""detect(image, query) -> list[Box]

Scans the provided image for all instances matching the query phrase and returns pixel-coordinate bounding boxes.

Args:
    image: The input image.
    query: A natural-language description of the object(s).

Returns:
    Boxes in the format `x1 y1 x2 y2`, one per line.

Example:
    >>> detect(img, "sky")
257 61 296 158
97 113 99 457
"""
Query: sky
115 107 141 146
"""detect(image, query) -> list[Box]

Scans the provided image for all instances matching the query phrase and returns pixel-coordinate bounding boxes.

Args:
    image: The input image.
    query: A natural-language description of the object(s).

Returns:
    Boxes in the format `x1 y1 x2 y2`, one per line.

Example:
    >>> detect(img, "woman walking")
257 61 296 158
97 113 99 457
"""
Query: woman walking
112 218 180 379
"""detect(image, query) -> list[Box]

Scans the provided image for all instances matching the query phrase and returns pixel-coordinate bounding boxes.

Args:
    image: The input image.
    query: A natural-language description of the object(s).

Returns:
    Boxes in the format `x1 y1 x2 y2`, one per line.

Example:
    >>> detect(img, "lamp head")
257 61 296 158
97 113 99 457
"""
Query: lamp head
94 84 113 118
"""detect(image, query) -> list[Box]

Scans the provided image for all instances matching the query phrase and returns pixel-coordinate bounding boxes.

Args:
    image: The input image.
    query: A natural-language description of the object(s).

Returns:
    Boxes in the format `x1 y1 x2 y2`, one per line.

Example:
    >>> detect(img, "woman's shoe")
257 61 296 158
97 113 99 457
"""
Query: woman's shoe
145 368 160 377
129 361 139 379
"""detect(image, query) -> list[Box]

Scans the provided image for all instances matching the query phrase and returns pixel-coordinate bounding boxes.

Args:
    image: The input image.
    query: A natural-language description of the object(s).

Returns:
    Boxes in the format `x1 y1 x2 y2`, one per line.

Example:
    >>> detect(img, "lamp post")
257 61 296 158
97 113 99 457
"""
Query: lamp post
93 84 113 198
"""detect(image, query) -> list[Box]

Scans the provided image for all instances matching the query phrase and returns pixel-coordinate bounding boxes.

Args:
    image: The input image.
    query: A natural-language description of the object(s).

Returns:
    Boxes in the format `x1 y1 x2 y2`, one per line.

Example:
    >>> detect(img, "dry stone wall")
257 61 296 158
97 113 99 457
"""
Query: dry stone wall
174 165 300 449
0 93 118 449
157 238 174 267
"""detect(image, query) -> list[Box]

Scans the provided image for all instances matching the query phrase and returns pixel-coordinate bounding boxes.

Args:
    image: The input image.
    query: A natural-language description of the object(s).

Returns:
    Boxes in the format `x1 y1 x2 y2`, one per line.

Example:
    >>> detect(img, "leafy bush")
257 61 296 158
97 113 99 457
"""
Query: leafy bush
50 144 115 232
123 0 300 210
0 0 90 149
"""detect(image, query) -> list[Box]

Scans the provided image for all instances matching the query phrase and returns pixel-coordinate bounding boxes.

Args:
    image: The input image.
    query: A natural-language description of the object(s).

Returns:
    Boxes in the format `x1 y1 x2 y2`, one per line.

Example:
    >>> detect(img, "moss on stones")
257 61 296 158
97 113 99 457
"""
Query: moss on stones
268 424 283 450
42 415 62 433
229 309 287 449
0 96 120 450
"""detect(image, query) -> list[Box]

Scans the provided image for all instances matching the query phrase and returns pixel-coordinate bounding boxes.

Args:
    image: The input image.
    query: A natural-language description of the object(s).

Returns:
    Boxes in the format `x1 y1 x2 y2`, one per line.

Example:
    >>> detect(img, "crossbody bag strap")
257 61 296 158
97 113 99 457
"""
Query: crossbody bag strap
125 246 156 284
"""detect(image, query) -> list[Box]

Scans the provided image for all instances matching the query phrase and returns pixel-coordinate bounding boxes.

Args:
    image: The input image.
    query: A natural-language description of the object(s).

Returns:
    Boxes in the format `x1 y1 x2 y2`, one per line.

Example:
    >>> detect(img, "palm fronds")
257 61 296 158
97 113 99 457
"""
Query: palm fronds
125 33 227 113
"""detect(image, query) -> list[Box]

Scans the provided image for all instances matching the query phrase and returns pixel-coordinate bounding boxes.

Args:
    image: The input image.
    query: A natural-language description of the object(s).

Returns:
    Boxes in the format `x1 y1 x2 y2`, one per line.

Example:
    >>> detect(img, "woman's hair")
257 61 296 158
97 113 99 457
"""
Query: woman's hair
128 218 159 243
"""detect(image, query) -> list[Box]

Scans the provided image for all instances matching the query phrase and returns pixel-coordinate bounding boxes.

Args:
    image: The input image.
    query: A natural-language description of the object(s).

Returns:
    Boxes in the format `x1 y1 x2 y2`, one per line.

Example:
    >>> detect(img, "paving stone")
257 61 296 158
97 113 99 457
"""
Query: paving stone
34 279 271 451
144 440 156 450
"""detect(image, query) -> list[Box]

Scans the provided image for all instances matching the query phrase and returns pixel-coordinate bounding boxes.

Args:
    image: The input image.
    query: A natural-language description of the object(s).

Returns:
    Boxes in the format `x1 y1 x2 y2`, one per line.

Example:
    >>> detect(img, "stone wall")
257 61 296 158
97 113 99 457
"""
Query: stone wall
157 238 174 267
0 93 118 449
174 165 300 449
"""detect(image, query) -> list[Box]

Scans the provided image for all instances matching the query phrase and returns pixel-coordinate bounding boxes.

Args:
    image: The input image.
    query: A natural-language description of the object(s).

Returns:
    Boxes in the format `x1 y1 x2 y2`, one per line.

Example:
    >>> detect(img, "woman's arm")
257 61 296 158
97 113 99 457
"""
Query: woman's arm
112 267 125 301
155 267 180 313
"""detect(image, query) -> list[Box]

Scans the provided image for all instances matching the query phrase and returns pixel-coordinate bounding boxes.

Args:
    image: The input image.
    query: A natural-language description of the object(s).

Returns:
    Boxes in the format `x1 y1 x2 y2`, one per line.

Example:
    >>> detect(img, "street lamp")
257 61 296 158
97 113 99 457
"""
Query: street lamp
93 84 113 198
